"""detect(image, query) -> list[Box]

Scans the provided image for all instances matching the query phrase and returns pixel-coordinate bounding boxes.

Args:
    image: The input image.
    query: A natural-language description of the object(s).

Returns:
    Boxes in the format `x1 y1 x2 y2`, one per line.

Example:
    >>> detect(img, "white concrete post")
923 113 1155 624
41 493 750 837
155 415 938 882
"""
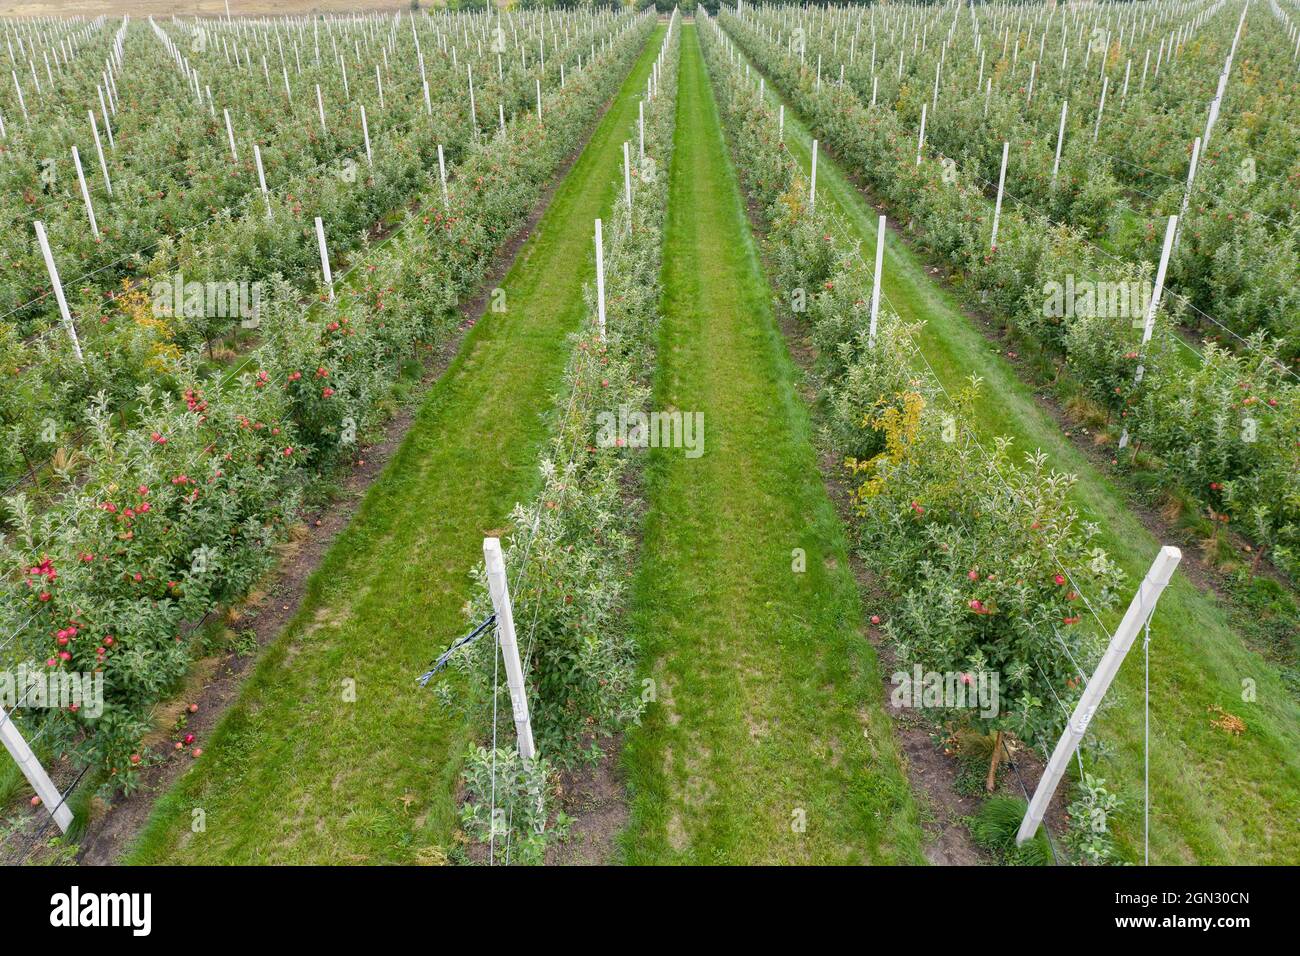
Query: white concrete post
594 218 606 341
623 141 632 212
0 709 73 832
253 144 271 219
1118 215 1177 449
314 216 334 301
916 103 927 165
361 104 372 166
438 144 448 209
868 215 885 349
1173 138 1201 251
223 107 238 162
1051 100 1068 187
1016 546 1182 846
34 221 84 364
991 140 1009 250
810 138 819 211
483 537 536 762
89 110 111 195
467 63 476 133
71 146 97 237
1093 75 1109 142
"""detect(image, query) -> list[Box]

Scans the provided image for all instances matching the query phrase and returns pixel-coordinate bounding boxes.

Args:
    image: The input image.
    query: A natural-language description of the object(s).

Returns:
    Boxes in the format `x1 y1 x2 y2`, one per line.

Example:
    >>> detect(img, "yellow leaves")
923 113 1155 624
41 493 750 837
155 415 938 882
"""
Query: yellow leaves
851 390 926 504
115 285 182 374
147 343 184 374
880 390 926 462
1238 59 1258 89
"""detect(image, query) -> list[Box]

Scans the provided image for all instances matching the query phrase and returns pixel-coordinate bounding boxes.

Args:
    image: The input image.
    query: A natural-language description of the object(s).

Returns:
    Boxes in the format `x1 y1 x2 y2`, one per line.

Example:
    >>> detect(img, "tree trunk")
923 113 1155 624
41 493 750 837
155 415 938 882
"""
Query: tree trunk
20 445 36 485
1251 545 1266 578
986 730 1003 792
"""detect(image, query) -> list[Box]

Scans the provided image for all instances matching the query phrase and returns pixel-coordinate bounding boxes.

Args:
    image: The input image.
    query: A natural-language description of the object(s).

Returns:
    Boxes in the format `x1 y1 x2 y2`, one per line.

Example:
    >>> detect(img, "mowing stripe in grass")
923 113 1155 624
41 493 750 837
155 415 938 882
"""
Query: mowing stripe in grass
123 26 666 865
618 24 925 866
731 35 1300 864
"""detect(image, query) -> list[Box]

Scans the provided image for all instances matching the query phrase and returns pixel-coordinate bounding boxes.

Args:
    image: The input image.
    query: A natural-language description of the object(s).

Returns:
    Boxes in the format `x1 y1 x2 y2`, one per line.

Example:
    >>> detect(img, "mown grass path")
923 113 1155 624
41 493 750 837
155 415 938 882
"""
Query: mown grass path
125 27 666 864
734 37 1300 863
619 24 925 865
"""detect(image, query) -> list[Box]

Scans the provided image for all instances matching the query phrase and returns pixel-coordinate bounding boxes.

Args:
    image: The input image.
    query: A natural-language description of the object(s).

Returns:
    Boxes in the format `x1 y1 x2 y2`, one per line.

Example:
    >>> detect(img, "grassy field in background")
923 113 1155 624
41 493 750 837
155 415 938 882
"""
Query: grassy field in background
619 24 926 865
124 26 665 864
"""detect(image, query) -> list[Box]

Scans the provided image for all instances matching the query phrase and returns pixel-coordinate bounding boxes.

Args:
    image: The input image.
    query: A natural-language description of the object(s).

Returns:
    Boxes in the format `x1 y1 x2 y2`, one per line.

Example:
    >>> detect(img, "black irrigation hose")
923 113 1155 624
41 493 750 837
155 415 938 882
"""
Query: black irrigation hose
417 613 495 687
32 762 90 844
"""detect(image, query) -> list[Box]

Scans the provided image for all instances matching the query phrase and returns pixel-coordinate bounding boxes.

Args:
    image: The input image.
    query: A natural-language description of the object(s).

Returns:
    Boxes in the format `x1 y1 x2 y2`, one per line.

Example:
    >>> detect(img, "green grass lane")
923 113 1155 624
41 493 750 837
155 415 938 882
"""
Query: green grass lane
124 26 667 865
619 24 926 866
734 38 1300 864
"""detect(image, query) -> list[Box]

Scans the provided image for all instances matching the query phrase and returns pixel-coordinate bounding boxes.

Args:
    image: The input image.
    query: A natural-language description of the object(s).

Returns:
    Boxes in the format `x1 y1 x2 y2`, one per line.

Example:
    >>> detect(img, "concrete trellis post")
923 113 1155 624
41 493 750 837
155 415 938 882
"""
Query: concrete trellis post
482 537 536 762
98 86 113 149
11 71 27 121
1146 225 1182 341
810 138 818 211
868 215 885 349
1051 100 1067 187
223 107 238 162
316 83 326 134
990 140 1009 249
467 63 476 133
1 709 73 832
314 216 334 301
1092 75 1108 142
1173 137 1201 251
623 141 632 212
1016 546 1182 847
438 143 448 209
916 102 926 165
89 110 111 195
594 218 606 341
361 104 372 166
34 221 84 364
71 146 97 237
1117 215 1177 449
778 103 784 141
253 144 271 218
